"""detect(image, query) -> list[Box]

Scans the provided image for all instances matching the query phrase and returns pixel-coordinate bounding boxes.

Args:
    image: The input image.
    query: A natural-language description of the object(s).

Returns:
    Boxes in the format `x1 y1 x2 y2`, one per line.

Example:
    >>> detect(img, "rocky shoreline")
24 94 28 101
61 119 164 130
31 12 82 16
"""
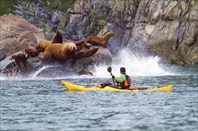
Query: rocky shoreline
0 0 197 77
0 14 113 77
13 0 198 65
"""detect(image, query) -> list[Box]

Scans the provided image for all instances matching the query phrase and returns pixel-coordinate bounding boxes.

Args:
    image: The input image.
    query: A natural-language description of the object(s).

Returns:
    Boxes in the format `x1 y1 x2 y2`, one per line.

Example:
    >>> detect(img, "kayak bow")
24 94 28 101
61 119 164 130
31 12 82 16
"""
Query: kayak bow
61 80 173 92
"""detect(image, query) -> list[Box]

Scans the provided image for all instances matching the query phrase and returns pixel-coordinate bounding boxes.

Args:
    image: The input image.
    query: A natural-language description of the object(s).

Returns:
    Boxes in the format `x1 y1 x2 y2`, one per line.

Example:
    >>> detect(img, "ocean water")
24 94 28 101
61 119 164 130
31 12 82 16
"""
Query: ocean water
0 54 198 130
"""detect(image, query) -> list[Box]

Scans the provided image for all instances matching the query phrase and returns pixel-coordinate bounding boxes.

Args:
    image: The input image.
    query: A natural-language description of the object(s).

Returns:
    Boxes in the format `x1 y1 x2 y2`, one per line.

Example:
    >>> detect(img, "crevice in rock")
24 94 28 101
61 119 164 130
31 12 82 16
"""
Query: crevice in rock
189 33 197 47
175 36 180 51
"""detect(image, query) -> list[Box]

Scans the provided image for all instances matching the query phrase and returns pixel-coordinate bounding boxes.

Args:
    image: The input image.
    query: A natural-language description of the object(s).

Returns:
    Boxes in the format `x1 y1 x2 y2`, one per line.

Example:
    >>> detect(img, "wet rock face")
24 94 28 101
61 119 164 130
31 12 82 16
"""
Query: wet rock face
129 0 198 65
148 21 198 65
0 14 45 58
14 0 198 65
15 0 70 40
0 14 45 76
135 0 198 65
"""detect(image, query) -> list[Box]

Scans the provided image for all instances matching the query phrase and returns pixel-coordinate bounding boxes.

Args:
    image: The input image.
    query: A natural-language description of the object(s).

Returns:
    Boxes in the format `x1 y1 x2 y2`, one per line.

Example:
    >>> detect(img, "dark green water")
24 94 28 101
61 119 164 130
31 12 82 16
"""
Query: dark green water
0 72 197 130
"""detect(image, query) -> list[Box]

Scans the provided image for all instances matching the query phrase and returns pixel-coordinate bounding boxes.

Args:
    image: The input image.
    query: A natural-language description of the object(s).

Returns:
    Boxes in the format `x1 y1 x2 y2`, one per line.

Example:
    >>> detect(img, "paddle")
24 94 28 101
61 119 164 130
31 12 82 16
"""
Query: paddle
107 66 115 85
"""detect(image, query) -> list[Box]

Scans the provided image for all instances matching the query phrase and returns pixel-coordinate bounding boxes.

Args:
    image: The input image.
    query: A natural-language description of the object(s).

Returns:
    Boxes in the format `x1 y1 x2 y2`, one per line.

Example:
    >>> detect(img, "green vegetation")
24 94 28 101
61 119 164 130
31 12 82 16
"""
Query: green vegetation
0 0 77 15
0 0 16 15
118 0 125 13
109 0 125 13
46 0 76 11
89 12 106 20
108 1 114 8
90 24 104 36
149 18 158 25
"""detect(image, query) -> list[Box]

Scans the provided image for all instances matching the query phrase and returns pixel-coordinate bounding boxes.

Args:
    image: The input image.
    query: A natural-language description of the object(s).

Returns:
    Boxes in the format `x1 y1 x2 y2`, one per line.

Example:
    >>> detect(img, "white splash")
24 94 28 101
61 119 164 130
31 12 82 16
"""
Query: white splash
0 76 6 80
93 49 174 77
30 65 52 78
29 65 94 80
1 49 175 80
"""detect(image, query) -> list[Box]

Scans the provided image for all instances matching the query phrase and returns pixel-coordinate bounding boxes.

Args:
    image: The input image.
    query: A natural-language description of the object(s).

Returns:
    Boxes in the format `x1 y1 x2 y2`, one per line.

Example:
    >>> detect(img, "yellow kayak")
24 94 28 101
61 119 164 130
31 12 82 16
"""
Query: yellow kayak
61 80 173 92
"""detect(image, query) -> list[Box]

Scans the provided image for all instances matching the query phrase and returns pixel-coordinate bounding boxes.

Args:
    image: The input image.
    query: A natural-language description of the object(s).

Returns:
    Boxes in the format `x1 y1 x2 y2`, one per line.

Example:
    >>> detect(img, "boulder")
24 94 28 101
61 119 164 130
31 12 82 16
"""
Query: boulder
35 64 74 77
0 14 45 75
77 69 94 76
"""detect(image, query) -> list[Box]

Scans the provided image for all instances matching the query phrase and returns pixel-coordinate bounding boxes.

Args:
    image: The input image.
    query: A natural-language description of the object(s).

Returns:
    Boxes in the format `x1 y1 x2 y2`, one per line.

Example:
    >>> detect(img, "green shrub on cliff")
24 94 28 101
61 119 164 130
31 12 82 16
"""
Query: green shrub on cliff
89 13 106 20
118 0 125 13
149 18 157 25
0 0 16 15
47 0 76 11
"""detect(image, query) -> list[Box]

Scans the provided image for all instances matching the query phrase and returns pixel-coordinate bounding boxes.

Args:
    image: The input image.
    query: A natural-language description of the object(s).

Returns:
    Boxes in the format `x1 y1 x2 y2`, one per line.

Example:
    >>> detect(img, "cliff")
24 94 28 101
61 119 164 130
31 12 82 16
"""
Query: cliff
5 0 198 65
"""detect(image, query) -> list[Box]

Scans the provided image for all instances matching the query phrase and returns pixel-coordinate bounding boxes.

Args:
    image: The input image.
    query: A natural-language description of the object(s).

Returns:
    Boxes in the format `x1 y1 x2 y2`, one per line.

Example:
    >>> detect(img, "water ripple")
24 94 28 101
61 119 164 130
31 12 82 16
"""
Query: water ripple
1 76 198 130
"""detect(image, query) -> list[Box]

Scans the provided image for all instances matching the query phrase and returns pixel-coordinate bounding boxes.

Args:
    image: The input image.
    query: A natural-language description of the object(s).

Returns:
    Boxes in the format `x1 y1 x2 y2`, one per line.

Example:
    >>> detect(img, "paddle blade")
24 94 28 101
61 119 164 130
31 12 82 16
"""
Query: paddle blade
107 66 112 73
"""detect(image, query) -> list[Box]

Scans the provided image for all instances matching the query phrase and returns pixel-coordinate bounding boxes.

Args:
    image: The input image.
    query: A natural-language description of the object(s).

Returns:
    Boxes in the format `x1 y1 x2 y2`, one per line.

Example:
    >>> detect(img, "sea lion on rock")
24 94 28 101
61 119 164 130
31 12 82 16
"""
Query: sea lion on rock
36 30 63 52
73 42 98 60
36 40 52 52
11 51 28 64
86 32 114 48
51 30 63 44
10 51 31 73
43 42 77 61
25 43 39 58
78 47 98 58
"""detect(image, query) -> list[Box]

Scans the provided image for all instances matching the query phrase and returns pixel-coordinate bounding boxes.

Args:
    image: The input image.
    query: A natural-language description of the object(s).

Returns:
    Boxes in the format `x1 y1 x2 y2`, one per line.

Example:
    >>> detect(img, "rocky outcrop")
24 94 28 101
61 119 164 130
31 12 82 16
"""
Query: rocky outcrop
0 14 45 75
14 0 138 53
0 14 44 57
134 0 198 65
0 14 114 76
148 21 198 65
12 0 198 65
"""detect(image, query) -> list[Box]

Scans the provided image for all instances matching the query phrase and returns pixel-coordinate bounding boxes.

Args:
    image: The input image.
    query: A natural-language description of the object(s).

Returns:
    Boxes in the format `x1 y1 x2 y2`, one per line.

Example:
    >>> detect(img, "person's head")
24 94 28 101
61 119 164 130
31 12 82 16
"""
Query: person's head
120 67 126 74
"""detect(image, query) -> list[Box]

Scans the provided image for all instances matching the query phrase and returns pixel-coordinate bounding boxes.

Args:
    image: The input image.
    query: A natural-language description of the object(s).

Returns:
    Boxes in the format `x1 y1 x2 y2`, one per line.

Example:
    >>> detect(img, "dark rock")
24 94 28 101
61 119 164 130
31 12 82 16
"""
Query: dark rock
0 54 6 62
77 69 94 76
